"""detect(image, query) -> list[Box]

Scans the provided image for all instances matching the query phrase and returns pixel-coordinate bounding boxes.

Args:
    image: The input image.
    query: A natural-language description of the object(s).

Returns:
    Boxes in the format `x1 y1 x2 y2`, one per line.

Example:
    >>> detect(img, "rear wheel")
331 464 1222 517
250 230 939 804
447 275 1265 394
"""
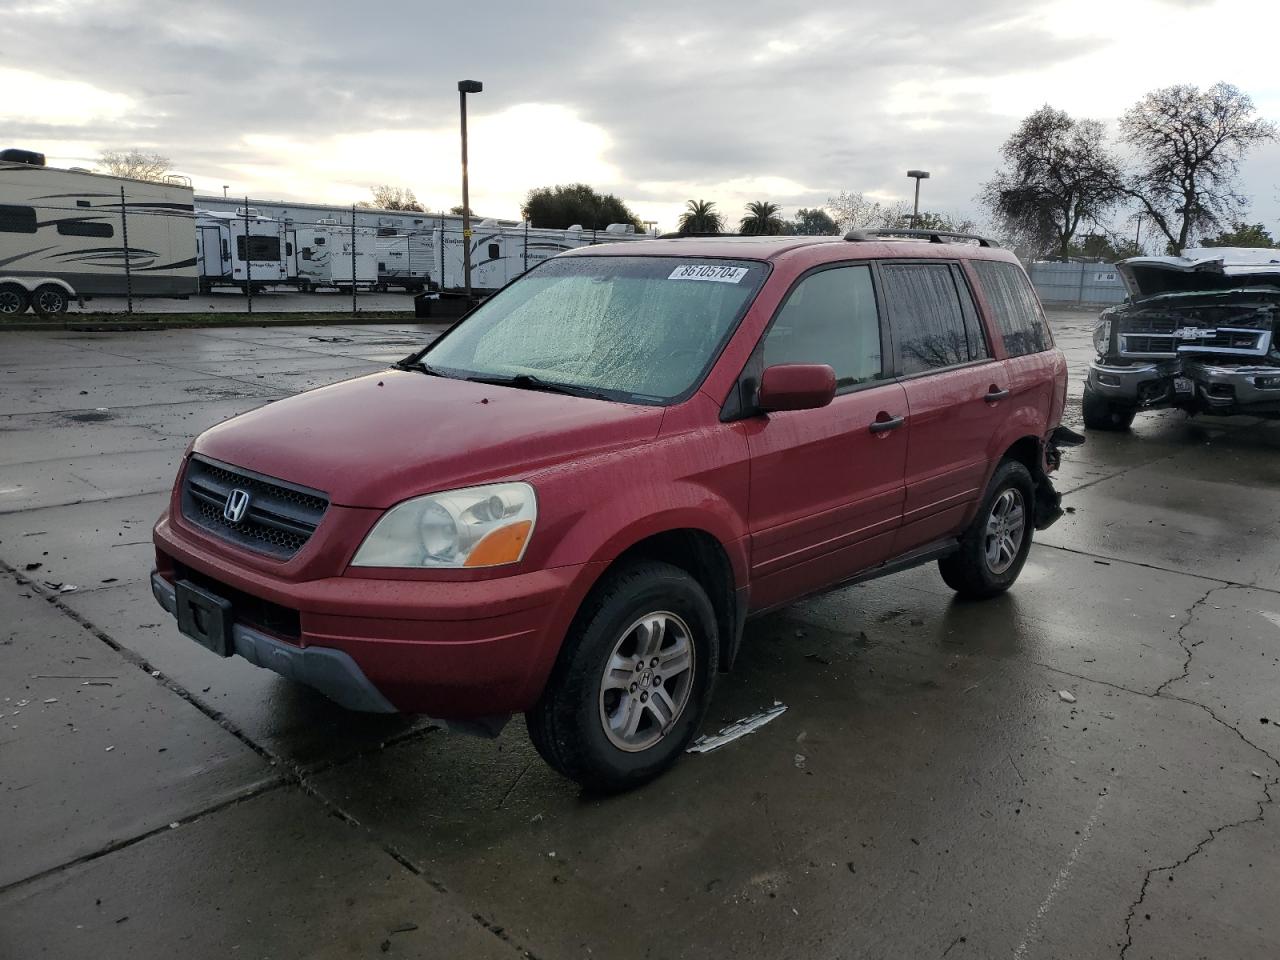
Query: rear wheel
1082 383 1135 431
938 460 1035 600
0 284 29 316
32 284 70 317
526 561 718 792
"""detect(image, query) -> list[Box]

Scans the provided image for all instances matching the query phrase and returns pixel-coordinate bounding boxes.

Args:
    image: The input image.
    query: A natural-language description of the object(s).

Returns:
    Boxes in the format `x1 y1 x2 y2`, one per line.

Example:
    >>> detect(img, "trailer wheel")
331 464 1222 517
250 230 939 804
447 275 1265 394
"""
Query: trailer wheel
0 284 29 316
32 284 70 317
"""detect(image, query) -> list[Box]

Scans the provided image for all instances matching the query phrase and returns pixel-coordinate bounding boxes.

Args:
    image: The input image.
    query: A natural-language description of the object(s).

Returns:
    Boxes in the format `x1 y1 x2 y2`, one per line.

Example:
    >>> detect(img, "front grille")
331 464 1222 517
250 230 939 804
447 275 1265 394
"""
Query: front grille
181 455 328 560
1122 315 1177 335
1120 327 1269 358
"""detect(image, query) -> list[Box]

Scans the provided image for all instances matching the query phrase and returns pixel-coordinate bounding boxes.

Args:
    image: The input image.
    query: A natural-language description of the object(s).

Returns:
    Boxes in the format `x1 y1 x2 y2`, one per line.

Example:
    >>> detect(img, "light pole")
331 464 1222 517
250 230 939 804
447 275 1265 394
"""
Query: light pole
906 170 930 228
222 185 229 198
458 79 483 303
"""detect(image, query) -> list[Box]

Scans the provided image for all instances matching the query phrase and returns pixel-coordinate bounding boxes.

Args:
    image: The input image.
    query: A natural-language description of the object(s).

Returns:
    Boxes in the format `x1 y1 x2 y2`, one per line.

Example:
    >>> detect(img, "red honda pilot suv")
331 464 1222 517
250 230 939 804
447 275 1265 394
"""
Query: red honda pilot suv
152 229 1076 791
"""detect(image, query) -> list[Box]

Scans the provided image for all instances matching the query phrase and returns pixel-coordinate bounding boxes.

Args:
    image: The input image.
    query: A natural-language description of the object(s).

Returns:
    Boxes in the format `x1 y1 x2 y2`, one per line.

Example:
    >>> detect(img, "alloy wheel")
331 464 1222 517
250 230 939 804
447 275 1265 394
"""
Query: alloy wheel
598 611 696 752
35 289 66 315
984 488 1026 575
0 290 23 315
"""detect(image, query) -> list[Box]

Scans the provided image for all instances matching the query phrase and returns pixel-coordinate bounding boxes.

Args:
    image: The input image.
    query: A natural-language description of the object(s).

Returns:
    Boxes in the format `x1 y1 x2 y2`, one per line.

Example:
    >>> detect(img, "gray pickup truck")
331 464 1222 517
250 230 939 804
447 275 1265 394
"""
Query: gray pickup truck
1084 248 1280 430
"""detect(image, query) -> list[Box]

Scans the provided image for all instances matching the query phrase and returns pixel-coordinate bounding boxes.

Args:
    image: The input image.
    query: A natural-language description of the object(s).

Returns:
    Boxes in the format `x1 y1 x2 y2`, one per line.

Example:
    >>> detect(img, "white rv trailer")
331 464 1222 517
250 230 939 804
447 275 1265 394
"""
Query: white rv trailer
436 219 649 293
291 219 378 291
193 195 653 293
374 230 434 292
196 196 456 291
0 154 196 316
194 209 294 293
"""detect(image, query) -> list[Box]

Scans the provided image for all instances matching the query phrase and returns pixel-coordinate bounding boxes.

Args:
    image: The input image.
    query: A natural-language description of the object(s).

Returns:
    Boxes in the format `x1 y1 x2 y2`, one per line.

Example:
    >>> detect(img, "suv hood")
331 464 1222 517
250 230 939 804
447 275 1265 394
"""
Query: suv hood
192 371 665 508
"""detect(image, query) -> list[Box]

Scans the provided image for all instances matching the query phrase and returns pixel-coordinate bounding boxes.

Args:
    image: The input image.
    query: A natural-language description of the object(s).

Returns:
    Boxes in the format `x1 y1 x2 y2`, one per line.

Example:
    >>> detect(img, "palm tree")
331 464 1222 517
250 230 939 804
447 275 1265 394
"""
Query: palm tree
677 199 723 234
739 200 785 236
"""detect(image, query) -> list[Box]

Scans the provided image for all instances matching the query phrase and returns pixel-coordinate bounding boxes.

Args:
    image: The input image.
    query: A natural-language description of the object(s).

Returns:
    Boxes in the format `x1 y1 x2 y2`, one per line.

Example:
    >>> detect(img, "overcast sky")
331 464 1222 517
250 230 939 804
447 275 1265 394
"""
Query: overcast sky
5 0 1278 236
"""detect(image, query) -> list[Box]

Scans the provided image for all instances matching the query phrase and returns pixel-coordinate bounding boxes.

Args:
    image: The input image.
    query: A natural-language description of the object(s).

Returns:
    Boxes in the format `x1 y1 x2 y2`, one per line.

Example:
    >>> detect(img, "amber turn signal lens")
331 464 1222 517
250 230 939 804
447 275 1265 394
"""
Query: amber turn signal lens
463 520 533 568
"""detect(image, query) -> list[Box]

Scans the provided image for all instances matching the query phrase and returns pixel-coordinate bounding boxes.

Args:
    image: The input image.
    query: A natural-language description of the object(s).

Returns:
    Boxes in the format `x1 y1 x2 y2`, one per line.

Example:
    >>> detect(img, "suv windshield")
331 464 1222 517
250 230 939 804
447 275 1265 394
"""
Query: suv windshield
422 255 768 403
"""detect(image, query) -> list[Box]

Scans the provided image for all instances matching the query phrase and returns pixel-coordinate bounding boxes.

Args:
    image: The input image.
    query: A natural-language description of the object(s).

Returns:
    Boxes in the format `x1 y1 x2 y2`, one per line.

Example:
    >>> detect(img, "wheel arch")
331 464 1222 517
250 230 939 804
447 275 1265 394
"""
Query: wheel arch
579 526 745 675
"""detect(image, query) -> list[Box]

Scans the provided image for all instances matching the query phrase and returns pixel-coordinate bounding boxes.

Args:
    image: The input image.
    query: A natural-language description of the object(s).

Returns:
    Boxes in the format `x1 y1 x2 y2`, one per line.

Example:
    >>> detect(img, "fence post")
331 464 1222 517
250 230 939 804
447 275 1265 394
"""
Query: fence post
1077 262 1087 305
523 221 529 274
243 197 252 314
119 186 133 315
351 205 357 315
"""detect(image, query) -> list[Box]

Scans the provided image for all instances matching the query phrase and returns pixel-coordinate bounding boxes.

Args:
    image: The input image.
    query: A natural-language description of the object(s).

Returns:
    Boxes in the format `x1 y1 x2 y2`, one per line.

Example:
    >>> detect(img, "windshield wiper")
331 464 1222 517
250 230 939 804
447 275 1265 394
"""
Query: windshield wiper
463 372 603 399
393 357 446 376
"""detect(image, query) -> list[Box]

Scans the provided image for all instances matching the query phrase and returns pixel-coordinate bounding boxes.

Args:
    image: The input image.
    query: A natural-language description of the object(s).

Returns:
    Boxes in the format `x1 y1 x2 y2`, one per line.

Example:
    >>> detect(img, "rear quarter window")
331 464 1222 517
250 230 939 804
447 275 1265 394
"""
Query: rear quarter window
972 260 1052 357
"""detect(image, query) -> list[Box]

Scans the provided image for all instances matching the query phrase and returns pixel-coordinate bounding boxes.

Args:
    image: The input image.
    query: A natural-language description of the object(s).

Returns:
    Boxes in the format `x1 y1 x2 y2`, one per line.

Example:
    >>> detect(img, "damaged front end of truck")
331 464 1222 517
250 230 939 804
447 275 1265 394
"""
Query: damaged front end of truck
1084 248 1280 429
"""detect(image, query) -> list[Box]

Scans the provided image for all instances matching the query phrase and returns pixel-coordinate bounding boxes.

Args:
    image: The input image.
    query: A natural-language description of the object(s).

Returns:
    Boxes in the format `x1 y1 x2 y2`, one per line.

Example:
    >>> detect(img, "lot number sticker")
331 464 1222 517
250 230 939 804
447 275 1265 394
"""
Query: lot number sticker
668 264 749 283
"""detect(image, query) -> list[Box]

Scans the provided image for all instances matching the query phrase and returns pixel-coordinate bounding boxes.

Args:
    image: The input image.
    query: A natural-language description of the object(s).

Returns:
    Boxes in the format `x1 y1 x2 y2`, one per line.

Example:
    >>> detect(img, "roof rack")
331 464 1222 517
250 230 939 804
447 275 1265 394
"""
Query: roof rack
844 228 999 248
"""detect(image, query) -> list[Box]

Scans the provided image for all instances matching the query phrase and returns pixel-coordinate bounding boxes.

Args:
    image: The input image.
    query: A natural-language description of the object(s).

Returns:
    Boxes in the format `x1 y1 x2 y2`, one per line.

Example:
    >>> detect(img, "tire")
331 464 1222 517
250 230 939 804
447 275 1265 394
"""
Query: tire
1082 383 1135 431
526 561 719 792
938 460 1035 600
0 283 30 317
32 284 70 317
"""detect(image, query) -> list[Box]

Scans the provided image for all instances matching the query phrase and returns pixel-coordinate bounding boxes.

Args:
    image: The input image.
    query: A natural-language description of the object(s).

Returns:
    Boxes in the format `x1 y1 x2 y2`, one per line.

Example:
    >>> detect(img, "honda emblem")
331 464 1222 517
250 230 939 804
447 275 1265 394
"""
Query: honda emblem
223 488 251 524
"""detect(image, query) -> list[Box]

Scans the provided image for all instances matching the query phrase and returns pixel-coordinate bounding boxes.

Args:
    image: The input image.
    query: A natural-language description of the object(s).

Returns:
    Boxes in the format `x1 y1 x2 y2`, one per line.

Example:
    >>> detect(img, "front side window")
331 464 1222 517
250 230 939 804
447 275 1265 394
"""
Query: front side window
0 204 37 234
972 259 1052 357
424 255 768 403
762 265 883 388
57 220 114 238
881 263 984 375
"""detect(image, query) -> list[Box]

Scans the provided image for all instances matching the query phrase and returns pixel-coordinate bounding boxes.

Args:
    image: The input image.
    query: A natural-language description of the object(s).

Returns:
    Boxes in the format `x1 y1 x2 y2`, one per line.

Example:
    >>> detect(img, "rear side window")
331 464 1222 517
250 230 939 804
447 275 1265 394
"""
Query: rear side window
762 265 883 388
972 260 1052 357
880 263 985 375
57 220 114 238
0 204 37 234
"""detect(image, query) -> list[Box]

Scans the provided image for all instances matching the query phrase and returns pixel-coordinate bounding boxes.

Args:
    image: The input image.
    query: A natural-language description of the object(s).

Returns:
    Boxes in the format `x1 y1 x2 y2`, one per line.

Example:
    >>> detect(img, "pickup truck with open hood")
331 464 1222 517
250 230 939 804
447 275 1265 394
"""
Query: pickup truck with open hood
1084 247 1280 429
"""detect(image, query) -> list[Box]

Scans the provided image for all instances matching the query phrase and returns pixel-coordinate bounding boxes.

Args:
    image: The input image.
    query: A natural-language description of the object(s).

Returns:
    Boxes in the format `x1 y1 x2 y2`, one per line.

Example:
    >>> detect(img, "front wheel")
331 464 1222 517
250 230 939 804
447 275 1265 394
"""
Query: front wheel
526 561 718 792
938 460 1035 600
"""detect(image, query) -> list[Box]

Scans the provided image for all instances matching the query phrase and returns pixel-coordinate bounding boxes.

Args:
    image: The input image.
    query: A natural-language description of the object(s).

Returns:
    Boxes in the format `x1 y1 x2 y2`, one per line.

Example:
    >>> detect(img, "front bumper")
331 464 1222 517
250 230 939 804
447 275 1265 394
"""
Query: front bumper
151 572 396 713
1087 358 1280 414
153 515 595 718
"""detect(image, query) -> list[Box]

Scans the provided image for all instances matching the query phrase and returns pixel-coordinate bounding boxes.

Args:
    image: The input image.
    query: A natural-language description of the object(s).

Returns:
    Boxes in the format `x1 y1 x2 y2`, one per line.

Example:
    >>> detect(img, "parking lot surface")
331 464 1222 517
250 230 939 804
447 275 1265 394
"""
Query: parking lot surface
1 312 1277 959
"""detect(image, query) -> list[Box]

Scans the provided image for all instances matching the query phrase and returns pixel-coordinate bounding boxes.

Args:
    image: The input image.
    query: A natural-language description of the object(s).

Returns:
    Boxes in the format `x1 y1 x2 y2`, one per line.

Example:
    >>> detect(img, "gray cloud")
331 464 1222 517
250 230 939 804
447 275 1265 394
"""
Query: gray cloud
5 0 1277 230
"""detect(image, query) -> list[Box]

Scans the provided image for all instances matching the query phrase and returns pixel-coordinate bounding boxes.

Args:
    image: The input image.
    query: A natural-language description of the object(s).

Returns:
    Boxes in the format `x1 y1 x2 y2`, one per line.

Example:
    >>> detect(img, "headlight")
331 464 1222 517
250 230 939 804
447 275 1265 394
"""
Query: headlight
351 482 537 569
1093 317 1112 355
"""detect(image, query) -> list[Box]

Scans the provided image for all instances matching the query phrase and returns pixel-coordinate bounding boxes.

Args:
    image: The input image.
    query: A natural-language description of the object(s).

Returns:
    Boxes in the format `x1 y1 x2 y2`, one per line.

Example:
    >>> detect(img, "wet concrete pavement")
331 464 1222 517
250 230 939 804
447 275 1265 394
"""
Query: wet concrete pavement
1 314 1277 958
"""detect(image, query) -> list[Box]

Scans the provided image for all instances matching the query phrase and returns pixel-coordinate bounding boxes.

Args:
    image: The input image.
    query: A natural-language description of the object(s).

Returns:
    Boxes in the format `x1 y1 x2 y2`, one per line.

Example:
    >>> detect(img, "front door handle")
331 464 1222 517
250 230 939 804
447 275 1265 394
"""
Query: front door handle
984 386 1010 402
869 413 906 434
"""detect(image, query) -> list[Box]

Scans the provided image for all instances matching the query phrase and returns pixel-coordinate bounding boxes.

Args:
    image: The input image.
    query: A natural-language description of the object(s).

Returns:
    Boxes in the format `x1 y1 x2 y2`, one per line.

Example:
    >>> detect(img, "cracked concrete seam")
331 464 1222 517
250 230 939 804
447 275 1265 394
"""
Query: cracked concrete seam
2 564 538 960
1111 583 1280 958
1154 583 1234 698
1119 775 1277 959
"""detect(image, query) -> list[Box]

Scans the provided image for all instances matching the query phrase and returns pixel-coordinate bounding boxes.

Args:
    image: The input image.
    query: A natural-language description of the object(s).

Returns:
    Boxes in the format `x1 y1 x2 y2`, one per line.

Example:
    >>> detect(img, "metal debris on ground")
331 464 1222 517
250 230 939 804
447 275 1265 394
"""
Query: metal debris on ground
686 703 788 754
1058 690 1077 703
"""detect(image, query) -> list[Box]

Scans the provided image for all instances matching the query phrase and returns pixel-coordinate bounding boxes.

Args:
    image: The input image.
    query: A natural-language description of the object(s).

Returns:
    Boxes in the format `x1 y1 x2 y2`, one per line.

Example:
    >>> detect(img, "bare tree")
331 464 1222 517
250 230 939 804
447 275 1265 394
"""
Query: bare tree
980 106 1123 260
358 185 424 211
1119 83 1276 254
96 149 173 182
826 190 897 231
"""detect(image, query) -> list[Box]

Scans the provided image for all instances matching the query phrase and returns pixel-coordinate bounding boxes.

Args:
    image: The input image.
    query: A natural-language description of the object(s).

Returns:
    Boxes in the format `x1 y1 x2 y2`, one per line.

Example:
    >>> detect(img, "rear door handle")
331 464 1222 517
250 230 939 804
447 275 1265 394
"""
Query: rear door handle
869 414 906 434
984 387 1010 402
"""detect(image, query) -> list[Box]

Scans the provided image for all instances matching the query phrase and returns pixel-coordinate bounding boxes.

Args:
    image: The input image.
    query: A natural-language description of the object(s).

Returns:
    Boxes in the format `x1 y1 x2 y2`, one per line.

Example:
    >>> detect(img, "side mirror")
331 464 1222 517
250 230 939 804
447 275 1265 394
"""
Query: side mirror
757 363 837 413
